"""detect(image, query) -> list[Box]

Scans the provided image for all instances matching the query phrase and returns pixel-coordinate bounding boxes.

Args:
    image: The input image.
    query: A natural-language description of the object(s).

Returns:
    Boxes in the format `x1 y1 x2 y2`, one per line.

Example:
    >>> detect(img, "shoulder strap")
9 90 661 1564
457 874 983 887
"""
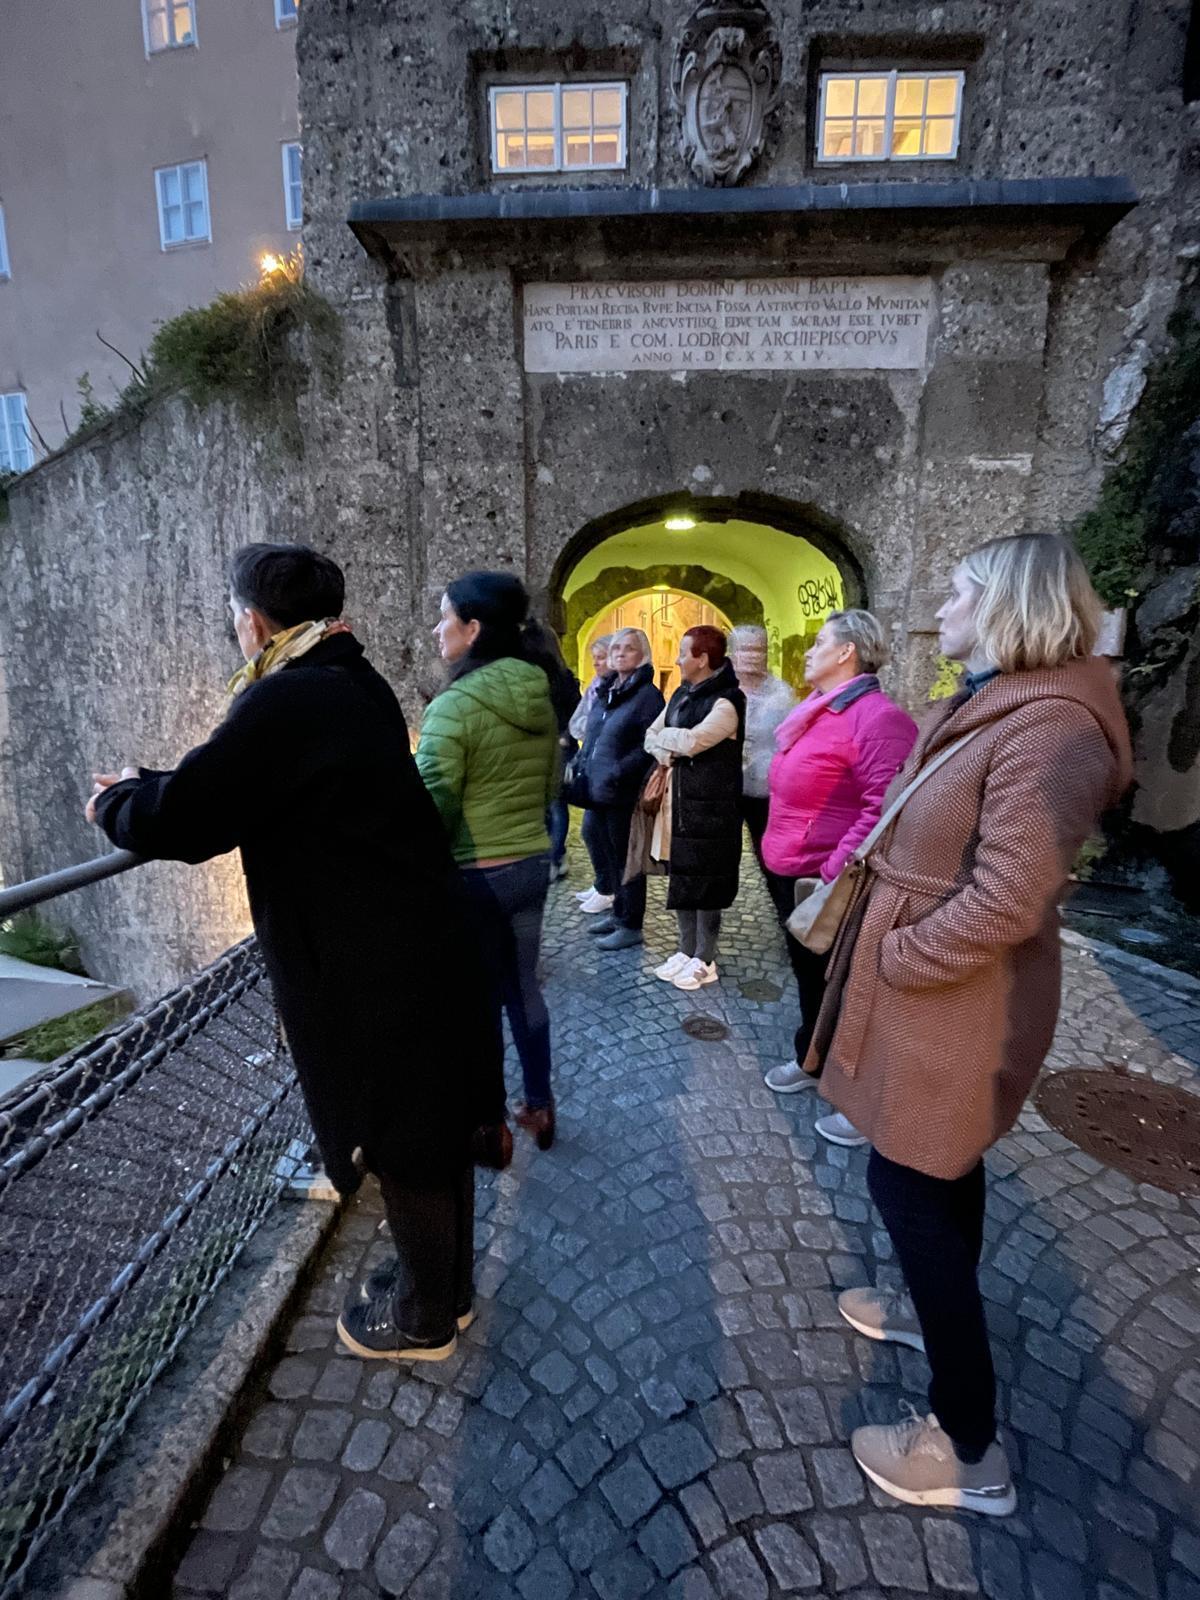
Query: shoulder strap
852 726 984 865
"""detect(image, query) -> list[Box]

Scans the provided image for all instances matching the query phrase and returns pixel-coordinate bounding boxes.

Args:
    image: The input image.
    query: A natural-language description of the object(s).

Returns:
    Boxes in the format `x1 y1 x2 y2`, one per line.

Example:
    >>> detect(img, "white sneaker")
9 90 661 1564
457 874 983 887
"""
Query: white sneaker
580 891 615 914
764 1060 817 1093
815 1111 868 1148
575 885 599 902
654 951 692 981
673 958 718 991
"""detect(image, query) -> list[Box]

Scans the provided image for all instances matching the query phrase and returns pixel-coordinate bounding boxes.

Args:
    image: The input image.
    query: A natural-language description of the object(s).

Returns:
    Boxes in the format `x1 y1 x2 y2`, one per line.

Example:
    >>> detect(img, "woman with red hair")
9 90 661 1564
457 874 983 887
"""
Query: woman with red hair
640 625 746 990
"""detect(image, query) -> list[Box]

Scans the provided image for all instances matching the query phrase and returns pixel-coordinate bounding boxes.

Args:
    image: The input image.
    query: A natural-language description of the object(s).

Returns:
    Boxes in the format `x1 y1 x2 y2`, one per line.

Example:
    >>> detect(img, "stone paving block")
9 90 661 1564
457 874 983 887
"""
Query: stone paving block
707 1460 764 1523
201 1465 272 1533
862 1512 929 1590
286 1569 341 1600
340 1417 391 1472
558 1424 614 1487
923 1519 980 1593
752 1449 815 1514
174 1532 240 1594
292 1408 353 1463
240 1402 298 1460
515 1548 574 1600
755 1522 823 1590
637 1504 700 1578
640 1421 717 1490
520 1459 575 1525
323 1488 387 1570
374 1512 438 1595
809 1513 870 1590
228 1545 301 1600
709 1535 770 1599
591 1548 657 1600
482 1507 536 1575
260 1468 339 1541
556 1497 622 1571
811 1446 866 1508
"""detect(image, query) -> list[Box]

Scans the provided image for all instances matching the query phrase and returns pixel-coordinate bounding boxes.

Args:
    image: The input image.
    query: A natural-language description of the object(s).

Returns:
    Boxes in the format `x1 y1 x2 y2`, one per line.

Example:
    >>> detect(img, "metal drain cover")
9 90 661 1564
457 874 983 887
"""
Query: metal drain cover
1036 1069 1200 1196
738 978 783 1003
681 1015 730 1042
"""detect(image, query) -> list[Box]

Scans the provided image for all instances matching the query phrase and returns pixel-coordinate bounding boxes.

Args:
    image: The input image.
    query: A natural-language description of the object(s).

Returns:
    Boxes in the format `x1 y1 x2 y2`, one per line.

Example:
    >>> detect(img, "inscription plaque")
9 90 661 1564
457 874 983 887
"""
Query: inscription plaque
523 276 934 374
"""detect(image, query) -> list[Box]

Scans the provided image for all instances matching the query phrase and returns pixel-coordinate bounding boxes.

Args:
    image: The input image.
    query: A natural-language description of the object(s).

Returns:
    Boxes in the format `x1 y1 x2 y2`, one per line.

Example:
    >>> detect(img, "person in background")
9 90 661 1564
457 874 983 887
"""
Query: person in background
761 611 916 1132
417 573 560 1150
643 626 745 990
87 544 509 1363
728 624 794 870
524 618 581 883
570 634 613 910
576 628 664 950
819 534 1130 1516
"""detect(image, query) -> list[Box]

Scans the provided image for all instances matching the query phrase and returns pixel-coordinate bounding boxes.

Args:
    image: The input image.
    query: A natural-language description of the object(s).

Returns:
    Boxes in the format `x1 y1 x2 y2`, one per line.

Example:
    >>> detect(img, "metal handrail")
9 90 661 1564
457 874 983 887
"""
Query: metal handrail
0 850 143 919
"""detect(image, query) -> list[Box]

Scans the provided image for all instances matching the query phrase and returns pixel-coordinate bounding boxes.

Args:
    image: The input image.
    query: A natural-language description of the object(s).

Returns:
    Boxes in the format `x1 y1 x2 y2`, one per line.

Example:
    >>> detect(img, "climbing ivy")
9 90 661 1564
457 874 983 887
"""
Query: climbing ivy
1073 311 1200 606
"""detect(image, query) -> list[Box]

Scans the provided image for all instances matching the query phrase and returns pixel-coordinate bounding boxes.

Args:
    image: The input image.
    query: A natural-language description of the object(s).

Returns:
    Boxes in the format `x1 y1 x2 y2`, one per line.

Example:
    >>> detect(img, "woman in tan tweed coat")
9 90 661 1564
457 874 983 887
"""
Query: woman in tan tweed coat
813 534 1132 1517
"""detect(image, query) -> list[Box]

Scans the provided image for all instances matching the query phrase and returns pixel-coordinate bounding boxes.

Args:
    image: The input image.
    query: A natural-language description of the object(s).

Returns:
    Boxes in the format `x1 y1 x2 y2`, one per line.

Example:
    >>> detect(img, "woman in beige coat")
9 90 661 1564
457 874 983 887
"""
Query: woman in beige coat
813 534 1131 1517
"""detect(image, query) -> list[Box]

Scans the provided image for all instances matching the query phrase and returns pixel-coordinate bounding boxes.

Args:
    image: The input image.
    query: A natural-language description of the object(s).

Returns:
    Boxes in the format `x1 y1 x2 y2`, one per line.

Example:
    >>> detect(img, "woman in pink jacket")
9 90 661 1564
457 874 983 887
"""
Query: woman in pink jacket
761 611 917 1138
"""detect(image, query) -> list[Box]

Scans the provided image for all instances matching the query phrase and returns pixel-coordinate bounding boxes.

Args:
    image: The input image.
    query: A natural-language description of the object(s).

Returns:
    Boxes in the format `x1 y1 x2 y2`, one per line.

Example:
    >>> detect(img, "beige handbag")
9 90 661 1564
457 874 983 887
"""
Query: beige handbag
786 729 982 955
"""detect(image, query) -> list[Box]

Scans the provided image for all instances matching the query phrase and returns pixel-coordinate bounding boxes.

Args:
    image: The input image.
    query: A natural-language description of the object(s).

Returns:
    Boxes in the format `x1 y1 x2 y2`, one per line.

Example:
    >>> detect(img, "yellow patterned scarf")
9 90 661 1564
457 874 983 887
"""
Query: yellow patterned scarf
227 618 352 698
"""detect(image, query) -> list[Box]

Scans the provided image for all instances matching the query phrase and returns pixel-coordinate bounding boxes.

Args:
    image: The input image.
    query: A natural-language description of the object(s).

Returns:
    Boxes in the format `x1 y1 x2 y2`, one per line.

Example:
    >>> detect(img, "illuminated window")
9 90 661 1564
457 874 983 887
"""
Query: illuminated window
155 160 210 248
489 82 627 174
817 71 963 162
143 0 196 52
0 393 33 474
0 205 9 280
282 142 302 229
275 0 297 27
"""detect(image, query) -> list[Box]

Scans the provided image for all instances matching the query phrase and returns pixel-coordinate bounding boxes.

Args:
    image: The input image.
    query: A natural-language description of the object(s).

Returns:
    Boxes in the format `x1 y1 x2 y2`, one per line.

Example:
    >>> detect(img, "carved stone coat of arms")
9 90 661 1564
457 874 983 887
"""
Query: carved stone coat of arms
671 1 783 186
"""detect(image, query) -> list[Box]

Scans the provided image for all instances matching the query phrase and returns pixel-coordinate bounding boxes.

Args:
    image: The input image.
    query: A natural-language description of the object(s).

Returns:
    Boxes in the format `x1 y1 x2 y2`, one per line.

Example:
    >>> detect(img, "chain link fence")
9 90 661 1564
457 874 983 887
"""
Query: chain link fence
0 934 310 1597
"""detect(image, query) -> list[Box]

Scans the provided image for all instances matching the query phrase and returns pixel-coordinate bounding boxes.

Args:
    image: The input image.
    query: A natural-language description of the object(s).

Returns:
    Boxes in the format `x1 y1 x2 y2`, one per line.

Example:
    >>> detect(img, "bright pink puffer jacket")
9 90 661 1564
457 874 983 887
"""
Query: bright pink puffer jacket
762 675 918 883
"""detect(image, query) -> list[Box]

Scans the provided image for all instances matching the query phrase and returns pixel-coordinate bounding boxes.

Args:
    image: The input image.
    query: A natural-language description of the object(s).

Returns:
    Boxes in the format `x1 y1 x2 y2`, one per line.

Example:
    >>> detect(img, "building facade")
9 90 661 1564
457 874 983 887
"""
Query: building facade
0 0 302 462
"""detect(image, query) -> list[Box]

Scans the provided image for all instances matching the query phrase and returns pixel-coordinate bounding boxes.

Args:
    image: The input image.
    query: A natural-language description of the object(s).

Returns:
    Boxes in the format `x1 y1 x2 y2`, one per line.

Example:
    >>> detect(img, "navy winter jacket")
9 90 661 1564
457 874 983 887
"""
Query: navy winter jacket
578 663 665 808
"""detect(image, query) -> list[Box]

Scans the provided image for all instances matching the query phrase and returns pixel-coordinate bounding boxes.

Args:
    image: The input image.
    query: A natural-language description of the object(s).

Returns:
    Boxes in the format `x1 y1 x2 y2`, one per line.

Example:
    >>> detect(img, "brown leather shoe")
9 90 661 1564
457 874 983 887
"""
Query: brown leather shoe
514 1100 556 1151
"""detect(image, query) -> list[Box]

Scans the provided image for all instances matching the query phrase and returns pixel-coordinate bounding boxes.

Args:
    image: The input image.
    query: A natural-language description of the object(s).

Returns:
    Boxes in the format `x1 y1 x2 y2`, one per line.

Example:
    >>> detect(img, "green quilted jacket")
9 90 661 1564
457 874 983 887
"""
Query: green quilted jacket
416 656 558 865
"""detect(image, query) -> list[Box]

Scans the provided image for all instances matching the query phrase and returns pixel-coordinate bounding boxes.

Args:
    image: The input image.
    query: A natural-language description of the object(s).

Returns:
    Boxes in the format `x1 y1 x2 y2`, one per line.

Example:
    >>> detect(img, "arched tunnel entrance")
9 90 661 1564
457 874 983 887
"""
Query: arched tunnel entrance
550 493 864 694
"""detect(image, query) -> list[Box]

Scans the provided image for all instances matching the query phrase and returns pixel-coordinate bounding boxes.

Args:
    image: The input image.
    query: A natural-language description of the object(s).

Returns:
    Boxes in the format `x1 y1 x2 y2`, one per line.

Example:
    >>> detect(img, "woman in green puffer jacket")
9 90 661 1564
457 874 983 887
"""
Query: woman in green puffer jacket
417 572 561 1149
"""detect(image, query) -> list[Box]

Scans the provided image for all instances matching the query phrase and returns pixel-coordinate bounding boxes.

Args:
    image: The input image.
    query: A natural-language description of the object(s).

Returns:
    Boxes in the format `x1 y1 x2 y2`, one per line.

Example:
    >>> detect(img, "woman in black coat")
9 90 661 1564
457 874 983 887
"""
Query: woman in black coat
641 626 745 990
573 627 664 951
88 544 508 1365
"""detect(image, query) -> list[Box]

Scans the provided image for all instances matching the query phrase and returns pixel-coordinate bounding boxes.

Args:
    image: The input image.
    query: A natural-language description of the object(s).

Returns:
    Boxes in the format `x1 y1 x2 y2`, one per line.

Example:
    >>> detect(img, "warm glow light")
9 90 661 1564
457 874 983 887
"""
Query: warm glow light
259 252 283 278
665 515 696 532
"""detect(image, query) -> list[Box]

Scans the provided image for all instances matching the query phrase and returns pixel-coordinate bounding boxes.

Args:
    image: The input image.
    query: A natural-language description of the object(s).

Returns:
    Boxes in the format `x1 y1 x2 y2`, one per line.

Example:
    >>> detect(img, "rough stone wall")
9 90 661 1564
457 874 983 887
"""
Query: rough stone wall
0 398 308 997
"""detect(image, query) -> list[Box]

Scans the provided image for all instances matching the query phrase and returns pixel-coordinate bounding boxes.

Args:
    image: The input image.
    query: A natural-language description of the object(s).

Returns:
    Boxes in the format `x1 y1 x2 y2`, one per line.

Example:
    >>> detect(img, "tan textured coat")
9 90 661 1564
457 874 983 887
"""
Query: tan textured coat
812 658 1132 1180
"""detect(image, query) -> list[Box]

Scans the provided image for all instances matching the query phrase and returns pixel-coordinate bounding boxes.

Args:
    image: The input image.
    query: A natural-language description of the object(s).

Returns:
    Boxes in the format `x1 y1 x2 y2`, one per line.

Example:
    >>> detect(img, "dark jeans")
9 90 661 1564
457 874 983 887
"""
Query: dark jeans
740 793 770 872
868 1148 996 1460
580 807 604 888
766 868 831 1065
462 853 553 1108
546 799 569 868
379 1164 474 1344
593 805 646 930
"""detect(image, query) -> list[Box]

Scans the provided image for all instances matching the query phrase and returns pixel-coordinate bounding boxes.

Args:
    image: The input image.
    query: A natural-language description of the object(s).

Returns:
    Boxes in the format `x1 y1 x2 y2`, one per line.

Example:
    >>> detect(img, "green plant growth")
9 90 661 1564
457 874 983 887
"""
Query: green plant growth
74 372 109 432
1073 312 1200 606
929 654 964 700
6 994 132 1062
0 912 83 973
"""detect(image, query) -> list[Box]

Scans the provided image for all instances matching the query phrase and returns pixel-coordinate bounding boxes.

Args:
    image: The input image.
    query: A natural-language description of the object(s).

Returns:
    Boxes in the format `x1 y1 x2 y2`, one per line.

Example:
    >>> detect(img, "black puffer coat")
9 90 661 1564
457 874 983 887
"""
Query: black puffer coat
94 633 505 1194
664 660 745 910
578 663 665 808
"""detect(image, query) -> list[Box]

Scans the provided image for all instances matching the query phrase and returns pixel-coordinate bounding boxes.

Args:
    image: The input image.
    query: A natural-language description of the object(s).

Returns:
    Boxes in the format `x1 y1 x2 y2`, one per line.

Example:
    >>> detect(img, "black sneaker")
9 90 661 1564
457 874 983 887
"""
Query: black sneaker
348 1261 475 1331
336 1292 457 1361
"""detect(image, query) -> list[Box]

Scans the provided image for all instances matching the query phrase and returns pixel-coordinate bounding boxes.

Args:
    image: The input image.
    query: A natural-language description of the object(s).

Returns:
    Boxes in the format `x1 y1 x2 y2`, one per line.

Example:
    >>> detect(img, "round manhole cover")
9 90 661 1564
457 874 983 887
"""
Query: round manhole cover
1035 1069 1200 1196
738 978 783 1003
681 1015 730 1042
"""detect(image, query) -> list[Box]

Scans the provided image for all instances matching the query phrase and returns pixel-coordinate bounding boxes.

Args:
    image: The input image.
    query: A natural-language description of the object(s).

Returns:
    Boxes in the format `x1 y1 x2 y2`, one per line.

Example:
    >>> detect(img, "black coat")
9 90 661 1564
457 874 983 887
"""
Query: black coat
94 634 505 1193
664 660 745 911
578 663 665 808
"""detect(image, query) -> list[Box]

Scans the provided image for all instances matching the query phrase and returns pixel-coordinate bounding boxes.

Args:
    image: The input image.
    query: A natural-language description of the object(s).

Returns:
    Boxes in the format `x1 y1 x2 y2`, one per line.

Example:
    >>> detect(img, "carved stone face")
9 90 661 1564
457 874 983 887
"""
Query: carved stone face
672 2 782 187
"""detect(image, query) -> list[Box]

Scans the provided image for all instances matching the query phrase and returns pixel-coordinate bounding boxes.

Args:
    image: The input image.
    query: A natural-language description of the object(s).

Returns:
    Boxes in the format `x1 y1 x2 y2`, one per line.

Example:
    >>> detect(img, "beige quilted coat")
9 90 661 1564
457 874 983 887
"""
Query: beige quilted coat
812 657 1132 1180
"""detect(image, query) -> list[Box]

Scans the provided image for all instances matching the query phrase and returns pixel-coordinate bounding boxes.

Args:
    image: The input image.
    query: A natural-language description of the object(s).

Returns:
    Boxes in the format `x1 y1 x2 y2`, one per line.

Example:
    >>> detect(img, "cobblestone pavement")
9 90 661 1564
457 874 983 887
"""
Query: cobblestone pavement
174 841 1200 1600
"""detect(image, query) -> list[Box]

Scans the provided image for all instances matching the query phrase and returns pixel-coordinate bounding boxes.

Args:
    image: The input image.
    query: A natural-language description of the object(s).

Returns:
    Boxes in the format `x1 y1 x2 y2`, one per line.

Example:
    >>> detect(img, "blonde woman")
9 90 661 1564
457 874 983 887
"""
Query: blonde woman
814 535 1130 1516
572 628 664 949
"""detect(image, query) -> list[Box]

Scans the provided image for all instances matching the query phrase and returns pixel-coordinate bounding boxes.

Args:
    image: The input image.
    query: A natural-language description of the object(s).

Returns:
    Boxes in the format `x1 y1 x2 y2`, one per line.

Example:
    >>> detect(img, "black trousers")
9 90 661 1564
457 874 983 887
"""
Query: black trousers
593 804 646 930
740 794 770 871
765 867 831 1066
378 1165 474 1344
868 1148 996 1460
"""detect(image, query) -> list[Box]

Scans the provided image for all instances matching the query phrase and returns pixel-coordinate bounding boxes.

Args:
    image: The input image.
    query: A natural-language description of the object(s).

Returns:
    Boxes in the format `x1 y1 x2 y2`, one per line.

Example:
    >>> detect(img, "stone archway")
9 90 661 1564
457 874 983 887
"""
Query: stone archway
552 492 864 690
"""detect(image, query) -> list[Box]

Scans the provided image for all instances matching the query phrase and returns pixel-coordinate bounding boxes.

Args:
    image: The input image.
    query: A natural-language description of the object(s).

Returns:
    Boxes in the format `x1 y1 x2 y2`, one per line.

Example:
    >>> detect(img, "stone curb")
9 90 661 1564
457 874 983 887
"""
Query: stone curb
1061 925 1200 998
27 1196 341 1600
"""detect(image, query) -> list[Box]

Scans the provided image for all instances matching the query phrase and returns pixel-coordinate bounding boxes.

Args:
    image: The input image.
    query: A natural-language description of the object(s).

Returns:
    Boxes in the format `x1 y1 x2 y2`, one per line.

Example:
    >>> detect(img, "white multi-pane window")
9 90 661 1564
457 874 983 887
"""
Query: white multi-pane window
816 71 964 162
282 142 303 229
143 0 196 52
489 82 627 174
275 0 297 26
0 204 9 280
155 160 211 248
0 393 33 474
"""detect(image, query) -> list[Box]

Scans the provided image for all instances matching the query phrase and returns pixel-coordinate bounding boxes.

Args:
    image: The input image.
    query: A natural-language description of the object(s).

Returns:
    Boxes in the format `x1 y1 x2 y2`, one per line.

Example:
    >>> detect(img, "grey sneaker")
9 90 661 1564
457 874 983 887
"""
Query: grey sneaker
596 927 643 950
764 1059 817 1093
815 1111 868 1147
838 1285 926 1352
851 1406 1016 1516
